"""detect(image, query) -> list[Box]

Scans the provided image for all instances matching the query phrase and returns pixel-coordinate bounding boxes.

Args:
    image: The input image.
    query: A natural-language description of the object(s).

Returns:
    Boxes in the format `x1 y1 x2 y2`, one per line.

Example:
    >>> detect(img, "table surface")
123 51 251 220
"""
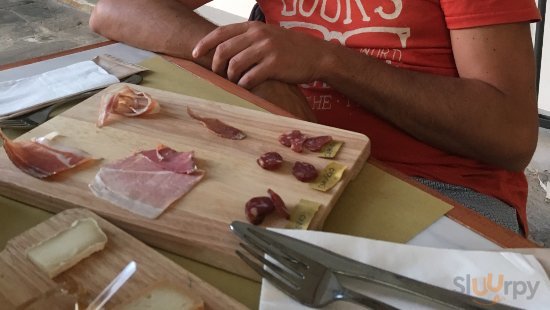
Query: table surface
0 42 539 309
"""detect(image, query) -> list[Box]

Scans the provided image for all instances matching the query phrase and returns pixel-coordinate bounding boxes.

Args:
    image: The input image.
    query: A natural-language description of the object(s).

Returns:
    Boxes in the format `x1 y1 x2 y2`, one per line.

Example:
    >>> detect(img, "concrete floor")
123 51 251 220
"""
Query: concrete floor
526 128 550 246
0 0 103 65
1 0 549 246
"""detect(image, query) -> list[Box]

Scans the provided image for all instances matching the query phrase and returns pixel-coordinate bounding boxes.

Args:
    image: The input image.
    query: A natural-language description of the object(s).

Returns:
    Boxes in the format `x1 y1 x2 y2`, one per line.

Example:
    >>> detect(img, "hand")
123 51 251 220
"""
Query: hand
192 21 332 89
251 80 317 122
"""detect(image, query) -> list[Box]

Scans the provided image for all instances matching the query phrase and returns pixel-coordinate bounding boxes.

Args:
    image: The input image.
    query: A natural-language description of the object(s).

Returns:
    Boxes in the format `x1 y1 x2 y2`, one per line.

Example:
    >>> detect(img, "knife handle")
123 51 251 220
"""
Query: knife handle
335 267 519 310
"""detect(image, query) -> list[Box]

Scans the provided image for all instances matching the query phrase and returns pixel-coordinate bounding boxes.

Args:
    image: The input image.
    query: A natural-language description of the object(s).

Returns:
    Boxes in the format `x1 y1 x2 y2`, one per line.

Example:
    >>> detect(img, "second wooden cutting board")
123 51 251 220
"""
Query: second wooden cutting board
0 83 370 279
0 208 245 309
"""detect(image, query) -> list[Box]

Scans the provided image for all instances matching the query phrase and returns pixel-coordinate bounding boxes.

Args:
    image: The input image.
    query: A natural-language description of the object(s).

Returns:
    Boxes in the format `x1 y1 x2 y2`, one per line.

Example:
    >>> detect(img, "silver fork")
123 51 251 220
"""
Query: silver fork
0 74 143 129
236 230 397 309
0 101 65 129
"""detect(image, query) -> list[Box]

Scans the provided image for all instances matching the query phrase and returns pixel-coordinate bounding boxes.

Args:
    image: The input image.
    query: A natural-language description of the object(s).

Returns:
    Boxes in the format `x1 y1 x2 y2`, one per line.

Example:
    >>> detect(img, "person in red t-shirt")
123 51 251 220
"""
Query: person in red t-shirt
89 0 541 234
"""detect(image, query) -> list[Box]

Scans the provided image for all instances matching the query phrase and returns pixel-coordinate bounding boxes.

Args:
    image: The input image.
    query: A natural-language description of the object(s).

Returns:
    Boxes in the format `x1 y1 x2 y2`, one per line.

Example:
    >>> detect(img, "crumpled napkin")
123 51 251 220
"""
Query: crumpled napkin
260 229 550 309
0 60 119 118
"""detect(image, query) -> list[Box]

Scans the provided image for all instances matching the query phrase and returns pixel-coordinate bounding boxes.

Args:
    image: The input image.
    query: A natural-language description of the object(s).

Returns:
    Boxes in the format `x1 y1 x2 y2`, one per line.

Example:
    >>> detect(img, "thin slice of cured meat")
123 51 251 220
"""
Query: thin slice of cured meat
292 161 318 182
245 196 275 225
97 86 160 128
267 188 290 219
257 152 283 170
278 130 307 153
303 135 333 152
137 145 197 174
0 130 95 179
89 147 203 219
187 107 246 140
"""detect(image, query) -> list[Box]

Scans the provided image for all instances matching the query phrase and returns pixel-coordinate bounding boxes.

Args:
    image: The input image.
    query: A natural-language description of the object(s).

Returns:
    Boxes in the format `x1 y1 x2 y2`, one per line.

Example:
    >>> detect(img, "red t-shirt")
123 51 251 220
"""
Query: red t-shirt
257 0 540 230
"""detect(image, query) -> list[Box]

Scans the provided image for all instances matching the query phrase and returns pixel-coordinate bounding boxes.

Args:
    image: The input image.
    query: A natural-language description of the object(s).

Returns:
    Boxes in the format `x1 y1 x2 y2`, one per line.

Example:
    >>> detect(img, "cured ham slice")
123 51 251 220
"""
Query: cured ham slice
137 145 197 174
97 86 160 128
187 107 246 140
89 146 203 219
0 130 94 179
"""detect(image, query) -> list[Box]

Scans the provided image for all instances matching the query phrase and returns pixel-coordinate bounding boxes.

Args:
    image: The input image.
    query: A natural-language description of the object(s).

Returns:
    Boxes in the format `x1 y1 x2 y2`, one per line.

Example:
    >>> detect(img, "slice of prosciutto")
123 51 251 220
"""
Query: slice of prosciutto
89 145 203 219
97 86 160 128
0 130 95 179
187 107 246 140
137 145 197 174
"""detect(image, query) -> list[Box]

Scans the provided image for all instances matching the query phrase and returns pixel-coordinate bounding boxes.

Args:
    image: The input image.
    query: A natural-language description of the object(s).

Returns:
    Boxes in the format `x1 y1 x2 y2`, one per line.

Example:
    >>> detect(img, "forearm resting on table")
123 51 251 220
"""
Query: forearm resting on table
89 0 216 67
89 0 314 121
316 25 538 171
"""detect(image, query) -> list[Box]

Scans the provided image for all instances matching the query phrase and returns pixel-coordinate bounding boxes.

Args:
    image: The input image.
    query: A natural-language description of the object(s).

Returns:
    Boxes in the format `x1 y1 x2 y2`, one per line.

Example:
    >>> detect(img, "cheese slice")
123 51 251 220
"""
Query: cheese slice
114 281 204 310
27 218 108 278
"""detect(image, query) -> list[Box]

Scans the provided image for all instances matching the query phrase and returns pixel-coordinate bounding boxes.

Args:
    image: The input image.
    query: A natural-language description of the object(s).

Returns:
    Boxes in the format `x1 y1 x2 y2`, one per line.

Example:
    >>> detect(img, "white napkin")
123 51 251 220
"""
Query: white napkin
260 229 550 309
0 60 119 118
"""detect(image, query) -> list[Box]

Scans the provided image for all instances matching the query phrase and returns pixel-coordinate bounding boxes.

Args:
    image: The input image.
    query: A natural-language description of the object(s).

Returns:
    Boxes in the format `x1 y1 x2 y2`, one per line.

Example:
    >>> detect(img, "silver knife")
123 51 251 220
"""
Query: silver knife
230 221 519 310
86 261 137 310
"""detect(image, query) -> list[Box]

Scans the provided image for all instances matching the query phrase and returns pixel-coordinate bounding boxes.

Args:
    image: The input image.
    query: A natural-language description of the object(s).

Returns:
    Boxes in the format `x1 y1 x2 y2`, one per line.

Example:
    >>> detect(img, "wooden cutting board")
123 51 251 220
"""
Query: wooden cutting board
0 208 245 309
0 83 370 279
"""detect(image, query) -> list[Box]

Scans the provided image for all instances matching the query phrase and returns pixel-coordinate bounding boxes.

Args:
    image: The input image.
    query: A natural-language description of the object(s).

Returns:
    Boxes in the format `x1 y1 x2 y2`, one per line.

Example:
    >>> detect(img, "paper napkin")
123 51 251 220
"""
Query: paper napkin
260 229 550 309
0 60 119 118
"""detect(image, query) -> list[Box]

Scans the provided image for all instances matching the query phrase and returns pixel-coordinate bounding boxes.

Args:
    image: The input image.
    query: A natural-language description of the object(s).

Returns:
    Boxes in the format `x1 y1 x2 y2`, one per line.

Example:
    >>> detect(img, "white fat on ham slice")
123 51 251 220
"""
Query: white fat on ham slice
89 148 203 219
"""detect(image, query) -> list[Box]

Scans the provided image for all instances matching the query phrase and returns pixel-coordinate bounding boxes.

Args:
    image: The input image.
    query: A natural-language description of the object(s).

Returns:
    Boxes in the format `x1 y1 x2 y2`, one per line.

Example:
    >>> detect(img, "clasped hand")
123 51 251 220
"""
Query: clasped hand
192 21 331 89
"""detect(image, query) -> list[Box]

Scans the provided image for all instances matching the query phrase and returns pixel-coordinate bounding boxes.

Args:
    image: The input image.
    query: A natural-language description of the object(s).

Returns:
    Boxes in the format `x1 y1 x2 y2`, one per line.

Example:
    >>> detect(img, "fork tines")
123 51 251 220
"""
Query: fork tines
236 230 308 288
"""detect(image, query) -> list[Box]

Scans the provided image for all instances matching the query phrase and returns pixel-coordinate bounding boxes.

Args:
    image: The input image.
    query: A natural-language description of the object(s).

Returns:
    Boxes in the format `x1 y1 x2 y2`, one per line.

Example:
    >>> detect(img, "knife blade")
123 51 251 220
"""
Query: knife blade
86 261 137 310
230 221 518 310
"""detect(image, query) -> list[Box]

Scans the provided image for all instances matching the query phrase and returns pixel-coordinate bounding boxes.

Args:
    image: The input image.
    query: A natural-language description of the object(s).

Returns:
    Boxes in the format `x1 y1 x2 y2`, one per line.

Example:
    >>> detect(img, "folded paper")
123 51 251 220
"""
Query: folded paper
261 229 550 309
0 60 119 119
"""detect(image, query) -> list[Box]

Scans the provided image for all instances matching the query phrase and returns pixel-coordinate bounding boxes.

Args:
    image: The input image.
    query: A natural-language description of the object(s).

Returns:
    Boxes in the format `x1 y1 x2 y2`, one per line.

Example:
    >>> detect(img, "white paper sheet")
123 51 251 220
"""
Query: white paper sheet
0 60 119 117
260 230 550 309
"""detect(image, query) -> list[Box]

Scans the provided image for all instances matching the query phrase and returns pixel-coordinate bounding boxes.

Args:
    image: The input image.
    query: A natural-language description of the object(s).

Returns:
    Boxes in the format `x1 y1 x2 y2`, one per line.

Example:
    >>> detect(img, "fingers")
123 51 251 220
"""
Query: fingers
210 34 252 77
238 60 272 89
192 22 249 59
193 22 280 88
226 47 263 84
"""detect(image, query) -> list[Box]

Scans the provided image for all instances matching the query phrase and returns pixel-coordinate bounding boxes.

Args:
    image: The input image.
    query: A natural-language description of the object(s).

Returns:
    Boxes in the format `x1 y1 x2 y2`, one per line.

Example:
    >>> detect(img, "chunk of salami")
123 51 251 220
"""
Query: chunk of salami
267 188 290 219
245 196 275 225
187 107 246 140
304 135 333 152
278 130 307 153
257 152 283 170
292 161 318 182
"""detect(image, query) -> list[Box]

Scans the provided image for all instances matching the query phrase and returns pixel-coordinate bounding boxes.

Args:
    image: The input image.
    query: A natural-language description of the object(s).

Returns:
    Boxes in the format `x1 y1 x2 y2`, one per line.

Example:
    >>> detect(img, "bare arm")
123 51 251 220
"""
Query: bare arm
320 23 538 171
90 0 215 67
193 22 538 171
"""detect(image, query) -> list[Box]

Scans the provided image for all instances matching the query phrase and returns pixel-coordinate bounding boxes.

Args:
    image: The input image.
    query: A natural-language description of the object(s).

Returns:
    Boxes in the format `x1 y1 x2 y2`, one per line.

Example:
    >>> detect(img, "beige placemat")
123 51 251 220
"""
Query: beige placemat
138 56 453 243
139 56 264 111
324 163 453 243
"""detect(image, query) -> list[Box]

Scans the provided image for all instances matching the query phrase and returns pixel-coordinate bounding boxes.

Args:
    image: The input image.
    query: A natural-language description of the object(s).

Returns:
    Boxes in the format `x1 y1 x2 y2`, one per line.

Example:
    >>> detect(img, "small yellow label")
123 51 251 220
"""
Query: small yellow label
310 161 346 192
319 140 344 159
285 199 322 230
